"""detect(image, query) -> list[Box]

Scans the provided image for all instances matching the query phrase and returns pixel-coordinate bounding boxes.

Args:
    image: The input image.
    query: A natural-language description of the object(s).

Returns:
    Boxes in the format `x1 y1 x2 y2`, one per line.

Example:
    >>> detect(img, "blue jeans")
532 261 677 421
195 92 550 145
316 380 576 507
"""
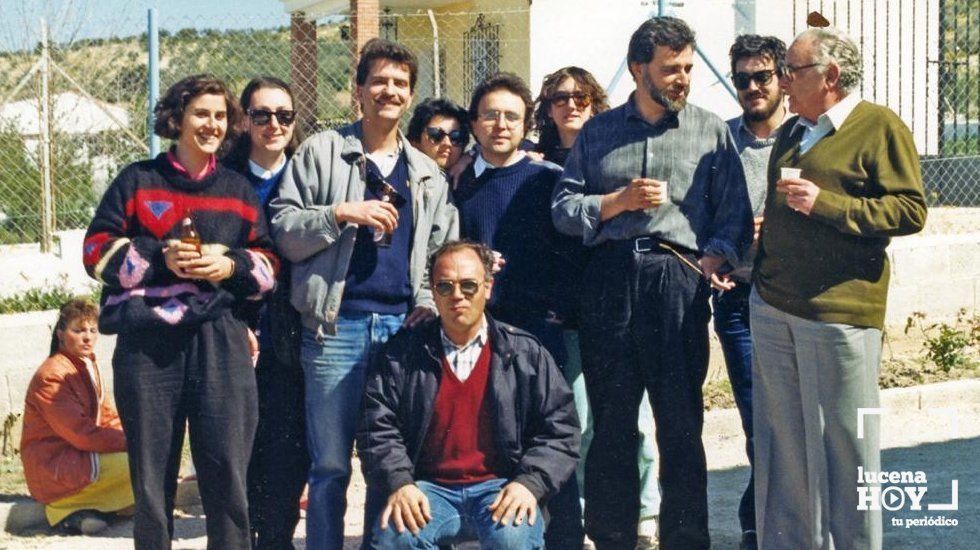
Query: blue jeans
301 311 405 550
371 479 544 549
711 283 755 533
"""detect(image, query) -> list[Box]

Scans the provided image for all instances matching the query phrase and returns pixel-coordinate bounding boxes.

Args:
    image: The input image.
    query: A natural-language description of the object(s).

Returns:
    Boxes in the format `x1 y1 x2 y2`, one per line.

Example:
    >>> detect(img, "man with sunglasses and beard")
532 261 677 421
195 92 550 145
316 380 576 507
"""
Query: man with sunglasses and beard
552 17 753 550
270 38 457 549
357 240 579 549
701 34 789 550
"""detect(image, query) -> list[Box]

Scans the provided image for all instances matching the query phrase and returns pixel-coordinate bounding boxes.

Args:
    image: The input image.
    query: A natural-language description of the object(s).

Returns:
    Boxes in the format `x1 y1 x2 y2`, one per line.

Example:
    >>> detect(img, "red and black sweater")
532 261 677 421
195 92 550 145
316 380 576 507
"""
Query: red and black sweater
83 153 278 334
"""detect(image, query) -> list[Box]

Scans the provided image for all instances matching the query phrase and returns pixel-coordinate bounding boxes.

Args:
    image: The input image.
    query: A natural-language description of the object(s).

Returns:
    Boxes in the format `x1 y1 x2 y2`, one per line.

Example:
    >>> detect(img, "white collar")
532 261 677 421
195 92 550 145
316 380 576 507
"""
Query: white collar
794 93 861 133
248 157 286 180
473 150 526 178
440 316 489 350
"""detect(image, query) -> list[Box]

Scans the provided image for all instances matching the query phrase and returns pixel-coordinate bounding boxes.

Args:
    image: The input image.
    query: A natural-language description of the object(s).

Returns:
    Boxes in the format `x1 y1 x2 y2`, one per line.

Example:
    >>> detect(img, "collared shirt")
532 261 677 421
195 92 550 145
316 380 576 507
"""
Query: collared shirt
248 157 287 180
552 95 753 265
166 149 216 181
473 150 527 178
794 92 861 155
725 113 788 282
366 140 404 178
440 317 489 382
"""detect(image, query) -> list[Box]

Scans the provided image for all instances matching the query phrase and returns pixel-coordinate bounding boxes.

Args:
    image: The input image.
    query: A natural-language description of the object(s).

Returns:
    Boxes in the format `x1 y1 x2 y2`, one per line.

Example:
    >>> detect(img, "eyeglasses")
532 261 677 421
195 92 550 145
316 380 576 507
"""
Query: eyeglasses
731 69 778 90
479 109 523 127
549 91 592 109
434 279 483 297
425 127 467 146
782 63 824 80
248 108 296 126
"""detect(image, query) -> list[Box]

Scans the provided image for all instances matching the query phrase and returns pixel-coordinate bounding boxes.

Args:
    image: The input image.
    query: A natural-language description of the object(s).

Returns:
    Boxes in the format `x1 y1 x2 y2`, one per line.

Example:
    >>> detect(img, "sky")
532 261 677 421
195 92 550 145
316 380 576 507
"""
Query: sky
0 0 309 51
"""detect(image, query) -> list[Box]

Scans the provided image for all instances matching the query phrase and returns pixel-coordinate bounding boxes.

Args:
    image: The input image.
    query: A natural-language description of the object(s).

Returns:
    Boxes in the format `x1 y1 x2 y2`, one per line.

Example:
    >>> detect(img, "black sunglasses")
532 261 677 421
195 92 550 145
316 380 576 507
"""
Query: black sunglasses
434 279 482 297
549 91 592 109
425 127 467 146
731 69 779 90
248 108 296 126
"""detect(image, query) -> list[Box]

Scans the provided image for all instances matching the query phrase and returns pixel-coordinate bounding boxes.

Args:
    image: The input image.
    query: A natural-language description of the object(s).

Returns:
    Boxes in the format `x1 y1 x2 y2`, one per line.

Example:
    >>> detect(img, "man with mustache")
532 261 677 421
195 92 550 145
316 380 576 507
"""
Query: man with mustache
270 38 458 549
552 16 753 550
709 34 788 550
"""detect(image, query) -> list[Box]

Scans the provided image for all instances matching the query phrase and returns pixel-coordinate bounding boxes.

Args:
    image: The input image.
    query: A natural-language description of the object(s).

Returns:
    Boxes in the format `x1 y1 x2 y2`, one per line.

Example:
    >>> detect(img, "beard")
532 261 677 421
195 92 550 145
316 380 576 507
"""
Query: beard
643 69 689 113
742 91 784 123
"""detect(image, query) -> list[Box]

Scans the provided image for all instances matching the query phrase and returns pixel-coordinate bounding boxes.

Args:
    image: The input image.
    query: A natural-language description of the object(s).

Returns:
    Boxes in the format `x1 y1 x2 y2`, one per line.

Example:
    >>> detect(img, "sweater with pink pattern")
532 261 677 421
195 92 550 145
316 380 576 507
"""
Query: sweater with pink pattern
83 153 278 334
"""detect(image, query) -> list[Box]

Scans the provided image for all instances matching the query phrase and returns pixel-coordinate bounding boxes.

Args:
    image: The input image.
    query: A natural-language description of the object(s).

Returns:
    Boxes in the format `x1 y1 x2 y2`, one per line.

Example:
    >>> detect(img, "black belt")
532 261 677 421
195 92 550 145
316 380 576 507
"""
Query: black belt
629 236 703 276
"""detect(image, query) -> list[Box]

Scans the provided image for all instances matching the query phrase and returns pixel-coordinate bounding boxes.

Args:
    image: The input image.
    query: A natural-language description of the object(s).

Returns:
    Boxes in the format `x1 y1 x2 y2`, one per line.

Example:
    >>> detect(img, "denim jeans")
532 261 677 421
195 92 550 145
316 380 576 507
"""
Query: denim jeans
563 331 662 521
301 311 404 550
711 282 756 533
371 479 544 549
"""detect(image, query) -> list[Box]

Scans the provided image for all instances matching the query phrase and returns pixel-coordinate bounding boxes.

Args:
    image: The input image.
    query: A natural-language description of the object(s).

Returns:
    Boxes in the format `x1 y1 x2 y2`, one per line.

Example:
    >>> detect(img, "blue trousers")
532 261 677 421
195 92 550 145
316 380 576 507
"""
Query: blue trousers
711 283 756 534
371 479 544 549
301 311 404 550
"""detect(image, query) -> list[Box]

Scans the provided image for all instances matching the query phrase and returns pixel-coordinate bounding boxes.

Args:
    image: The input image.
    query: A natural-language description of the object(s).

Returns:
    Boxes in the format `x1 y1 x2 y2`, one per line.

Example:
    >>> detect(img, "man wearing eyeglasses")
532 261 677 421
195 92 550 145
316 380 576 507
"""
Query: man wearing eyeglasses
269 38 458 549
552 17 753 550
357 240 579 550
751 28 926 550
705 33 790 550
453 72 589 548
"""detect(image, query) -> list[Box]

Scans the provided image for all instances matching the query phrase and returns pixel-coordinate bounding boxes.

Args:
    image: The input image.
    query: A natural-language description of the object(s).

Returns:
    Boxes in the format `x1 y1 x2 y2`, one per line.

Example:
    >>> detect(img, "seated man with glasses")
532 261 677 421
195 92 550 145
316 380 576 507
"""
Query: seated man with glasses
357 240 579 550
407 98 470 171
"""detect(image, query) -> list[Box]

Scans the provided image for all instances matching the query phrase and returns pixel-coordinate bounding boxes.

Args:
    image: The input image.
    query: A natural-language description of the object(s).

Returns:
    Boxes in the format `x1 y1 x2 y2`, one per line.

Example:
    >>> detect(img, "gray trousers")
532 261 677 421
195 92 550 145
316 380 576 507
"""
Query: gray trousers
749 288 882 550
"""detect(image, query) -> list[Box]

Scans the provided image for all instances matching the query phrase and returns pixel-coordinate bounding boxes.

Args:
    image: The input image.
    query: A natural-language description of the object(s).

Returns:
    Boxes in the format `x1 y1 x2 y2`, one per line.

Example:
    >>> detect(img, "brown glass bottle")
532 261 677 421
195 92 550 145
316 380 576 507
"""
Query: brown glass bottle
179 211 202 254
373 182 397 248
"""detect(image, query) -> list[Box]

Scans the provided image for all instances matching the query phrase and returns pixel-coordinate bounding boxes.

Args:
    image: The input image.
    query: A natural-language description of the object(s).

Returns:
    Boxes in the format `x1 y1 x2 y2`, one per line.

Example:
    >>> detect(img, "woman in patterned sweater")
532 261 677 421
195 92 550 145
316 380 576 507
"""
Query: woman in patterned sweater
83 74 277 550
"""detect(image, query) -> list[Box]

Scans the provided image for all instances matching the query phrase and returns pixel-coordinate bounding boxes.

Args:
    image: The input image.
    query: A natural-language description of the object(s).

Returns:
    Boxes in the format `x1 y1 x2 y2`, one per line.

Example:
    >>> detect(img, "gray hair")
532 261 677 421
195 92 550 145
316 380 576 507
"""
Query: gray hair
796 27 862 94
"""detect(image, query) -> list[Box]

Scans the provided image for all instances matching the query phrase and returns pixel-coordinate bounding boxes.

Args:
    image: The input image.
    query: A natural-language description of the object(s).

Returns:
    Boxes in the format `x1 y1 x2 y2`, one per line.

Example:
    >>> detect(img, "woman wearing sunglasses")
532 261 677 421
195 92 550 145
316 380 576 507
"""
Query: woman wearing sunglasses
532 66 662 549
224 76 308 550
407 98 470 171
83 74 277 549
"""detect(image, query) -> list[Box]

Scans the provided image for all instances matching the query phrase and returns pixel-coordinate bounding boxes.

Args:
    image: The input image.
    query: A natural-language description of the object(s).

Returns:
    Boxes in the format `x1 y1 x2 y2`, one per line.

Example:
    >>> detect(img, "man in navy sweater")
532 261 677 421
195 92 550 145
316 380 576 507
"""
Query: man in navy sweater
452 72 587 548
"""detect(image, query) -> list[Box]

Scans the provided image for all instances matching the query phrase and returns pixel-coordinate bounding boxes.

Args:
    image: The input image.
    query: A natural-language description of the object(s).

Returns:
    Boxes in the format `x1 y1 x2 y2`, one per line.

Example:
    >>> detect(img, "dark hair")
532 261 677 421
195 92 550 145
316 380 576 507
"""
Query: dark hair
467 72 535 134
223 76 305 171
627 17 697 66
355 38 419 92
153 74 242 148
533 66 610 153
406 98 470 143
426 240 496 283
49 298 99 357
729 34 787 75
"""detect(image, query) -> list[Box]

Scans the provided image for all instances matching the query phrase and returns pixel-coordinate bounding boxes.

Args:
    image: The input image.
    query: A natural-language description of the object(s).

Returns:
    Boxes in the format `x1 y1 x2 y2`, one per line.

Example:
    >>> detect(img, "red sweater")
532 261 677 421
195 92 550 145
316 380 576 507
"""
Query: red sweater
416 342 500 485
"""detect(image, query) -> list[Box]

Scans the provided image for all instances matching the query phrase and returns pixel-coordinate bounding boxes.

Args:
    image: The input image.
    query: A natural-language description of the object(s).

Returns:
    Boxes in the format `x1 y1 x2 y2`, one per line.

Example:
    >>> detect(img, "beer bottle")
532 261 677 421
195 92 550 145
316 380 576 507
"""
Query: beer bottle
179 211 202 254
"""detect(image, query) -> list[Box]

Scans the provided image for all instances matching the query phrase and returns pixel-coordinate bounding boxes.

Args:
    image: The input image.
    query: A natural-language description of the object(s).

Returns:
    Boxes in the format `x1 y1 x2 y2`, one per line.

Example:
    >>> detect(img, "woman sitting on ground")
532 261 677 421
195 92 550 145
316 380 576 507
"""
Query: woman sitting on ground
20 298 133 535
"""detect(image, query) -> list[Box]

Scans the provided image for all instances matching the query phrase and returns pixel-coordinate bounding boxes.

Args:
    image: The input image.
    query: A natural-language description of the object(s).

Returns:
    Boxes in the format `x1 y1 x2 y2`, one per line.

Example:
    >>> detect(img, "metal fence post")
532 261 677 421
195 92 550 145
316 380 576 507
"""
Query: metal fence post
428 9 441 98
148 8 160 158
38 18 55 253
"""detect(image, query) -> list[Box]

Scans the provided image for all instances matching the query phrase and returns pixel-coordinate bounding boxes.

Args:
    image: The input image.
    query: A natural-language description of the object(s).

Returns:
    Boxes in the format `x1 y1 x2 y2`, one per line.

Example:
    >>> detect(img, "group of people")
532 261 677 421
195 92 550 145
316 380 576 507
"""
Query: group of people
19 14 926 550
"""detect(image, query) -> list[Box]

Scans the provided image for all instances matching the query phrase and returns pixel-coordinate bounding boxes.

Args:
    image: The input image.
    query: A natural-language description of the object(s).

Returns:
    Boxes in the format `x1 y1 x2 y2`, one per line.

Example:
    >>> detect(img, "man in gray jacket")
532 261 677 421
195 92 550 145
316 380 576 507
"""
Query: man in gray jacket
269 38 458 549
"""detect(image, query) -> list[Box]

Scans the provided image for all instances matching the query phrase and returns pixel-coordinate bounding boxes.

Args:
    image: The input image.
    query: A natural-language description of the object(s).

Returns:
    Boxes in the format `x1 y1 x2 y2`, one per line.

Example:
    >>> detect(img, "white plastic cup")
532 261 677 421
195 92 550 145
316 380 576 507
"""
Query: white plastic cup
780 167 802 180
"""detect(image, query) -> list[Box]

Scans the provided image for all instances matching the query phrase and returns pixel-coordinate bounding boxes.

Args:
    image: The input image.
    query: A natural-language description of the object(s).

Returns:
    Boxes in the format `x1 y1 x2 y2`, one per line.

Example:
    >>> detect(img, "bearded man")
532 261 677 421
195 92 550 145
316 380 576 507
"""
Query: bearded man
551 16 753 550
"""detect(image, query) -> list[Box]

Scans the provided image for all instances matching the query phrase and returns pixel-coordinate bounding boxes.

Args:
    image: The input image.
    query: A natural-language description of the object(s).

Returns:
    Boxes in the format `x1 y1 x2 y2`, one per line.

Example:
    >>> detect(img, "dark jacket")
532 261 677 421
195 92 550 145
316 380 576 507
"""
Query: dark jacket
356 315 580 503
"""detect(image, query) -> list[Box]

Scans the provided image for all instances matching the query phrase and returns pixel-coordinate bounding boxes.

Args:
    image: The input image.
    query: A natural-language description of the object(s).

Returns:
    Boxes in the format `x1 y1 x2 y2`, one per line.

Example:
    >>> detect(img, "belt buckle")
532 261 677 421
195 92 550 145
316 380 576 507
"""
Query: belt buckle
633 236 653 253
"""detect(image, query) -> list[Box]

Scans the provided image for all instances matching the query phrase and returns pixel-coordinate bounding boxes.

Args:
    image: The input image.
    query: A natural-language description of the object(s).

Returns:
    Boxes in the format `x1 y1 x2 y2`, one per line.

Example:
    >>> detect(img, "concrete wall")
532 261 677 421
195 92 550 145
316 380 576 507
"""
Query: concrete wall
1 208 975 416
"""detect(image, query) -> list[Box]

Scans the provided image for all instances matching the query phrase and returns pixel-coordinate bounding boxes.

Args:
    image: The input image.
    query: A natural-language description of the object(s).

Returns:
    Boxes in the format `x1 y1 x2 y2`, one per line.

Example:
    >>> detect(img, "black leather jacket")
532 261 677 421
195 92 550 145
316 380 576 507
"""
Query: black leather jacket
356 315 580 503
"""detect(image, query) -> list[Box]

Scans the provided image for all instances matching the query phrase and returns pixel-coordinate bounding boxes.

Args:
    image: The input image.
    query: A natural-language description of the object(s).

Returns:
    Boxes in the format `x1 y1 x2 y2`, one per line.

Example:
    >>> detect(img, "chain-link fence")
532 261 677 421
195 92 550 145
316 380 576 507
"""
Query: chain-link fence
0 1 975 255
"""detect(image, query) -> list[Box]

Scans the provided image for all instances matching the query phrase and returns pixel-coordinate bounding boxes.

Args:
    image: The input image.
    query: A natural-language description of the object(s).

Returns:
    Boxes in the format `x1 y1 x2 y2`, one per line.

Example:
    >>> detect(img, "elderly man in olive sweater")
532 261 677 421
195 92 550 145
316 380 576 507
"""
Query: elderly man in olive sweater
750 28 927 550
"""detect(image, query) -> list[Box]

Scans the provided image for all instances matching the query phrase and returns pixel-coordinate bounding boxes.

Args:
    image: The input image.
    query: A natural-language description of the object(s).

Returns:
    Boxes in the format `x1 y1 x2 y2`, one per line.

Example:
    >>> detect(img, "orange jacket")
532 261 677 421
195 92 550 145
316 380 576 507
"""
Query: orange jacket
20 352 127 503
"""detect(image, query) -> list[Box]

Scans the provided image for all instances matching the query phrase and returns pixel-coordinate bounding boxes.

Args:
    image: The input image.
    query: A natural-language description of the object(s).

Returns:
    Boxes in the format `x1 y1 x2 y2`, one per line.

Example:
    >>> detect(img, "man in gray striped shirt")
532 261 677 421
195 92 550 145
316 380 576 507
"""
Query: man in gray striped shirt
551 16 753 550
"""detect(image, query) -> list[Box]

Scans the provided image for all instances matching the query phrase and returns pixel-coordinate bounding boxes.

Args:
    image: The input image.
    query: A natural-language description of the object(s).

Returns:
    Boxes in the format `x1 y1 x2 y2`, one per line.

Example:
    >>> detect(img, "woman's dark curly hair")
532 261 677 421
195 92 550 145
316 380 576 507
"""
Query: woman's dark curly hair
532 66 609 153
153 74 242 147
223 76 305 171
